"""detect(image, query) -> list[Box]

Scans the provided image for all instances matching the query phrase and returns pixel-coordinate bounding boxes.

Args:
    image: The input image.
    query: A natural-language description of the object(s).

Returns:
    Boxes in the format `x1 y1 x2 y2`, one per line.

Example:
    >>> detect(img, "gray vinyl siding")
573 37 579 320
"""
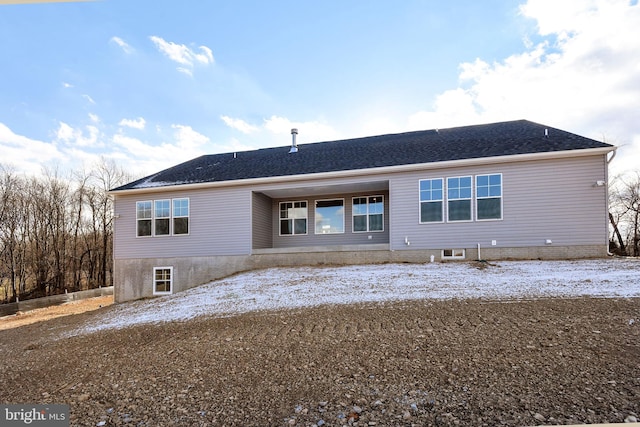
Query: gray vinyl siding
272 191 390 248
252 192 273 249
113 152 608 259
113 186 252 259
388 155 608 251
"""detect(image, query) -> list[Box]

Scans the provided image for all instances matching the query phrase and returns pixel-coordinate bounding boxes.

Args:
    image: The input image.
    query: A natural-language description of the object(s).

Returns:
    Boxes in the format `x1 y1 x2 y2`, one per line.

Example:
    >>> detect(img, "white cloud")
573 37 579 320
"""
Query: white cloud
0 123 63 175
262 115 341 143
110 125 211 175
82 94 96 105
407 0 640 177
55 121 101 147
171 124 209 151
110 36 134 54
88 113 100 123
119 117 146 130
218 114 341 150
220 115 259 134
149 36 214 76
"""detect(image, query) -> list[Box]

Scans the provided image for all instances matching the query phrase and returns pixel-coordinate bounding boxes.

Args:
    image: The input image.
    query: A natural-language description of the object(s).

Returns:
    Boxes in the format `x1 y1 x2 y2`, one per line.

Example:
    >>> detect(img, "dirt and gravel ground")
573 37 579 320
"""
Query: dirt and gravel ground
1 295 639 426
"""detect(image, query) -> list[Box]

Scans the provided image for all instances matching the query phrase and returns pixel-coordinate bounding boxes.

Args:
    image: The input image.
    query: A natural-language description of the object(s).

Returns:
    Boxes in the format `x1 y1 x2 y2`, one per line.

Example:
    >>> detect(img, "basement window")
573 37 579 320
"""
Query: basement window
442 249 465 259
153 266 173 295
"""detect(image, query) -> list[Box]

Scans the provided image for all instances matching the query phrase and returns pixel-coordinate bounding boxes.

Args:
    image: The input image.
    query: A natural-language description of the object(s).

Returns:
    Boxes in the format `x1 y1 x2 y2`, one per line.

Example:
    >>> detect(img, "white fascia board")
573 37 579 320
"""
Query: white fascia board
109 146 615 196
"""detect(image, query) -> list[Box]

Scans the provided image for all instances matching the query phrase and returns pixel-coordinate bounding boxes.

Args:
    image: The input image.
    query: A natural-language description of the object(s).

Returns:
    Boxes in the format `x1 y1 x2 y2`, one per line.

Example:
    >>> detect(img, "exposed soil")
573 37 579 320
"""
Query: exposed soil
0 296 114 331
1 297 639 426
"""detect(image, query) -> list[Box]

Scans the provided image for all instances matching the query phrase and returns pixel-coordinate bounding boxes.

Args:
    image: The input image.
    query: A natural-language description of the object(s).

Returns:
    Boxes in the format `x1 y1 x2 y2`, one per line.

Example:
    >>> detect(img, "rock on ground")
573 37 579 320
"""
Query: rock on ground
1 297 639 426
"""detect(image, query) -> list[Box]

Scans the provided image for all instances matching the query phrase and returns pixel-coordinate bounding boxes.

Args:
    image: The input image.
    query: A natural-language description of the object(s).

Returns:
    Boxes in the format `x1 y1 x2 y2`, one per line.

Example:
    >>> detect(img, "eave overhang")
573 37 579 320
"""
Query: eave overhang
109 146 616 196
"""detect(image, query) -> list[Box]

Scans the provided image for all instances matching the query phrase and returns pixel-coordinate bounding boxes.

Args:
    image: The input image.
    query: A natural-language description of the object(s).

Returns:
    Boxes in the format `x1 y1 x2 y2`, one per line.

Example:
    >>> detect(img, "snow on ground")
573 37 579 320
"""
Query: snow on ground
76 258 640 335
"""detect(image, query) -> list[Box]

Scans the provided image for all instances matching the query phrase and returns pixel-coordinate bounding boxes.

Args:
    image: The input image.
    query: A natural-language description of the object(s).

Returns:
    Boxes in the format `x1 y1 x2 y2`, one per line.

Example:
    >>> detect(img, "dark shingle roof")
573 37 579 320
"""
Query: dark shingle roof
112 120 613 191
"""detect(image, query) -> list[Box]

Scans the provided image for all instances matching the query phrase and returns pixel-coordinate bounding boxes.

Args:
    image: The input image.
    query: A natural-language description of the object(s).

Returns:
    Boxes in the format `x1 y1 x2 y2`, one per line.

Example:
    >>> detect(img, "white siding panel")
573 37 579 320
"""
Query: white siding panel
272 191 390 248
114 153 608 259
389 155 608 250
114 186 252 259
252 192 273 249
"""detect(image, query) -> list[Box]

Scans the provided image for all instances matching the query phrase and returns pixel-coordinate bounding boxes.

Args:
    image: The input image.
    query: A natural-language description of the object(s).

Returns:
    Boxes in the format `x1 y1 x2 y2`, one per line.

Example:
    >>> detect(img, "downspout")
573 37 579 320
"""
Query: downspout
606 148 617 256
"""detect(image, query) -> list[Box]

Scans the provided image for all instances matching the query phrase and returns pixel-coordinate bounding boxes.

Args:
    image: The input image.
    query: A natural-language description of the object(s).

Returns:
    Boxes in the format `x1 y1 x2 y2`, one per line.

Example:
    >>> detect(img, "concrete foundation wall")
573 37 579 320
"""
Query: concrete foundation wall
113 244 607 302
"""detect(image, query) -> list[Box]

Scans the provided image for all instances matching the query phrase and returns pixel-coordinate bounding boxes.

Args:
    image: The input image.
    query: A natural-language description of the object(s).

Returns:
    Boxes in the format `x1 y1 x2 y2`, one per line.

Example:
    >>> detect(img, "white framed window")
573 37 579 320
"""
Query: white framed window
442 249 465 259
315 199 345 234
153 266 173 295
173 198 190 234
419 178 444 223
447 176 472 222
476 174 502 220
280 201 307 235
353 196 384 232
154 200 170 236
136 201 152 237
136 198 189 237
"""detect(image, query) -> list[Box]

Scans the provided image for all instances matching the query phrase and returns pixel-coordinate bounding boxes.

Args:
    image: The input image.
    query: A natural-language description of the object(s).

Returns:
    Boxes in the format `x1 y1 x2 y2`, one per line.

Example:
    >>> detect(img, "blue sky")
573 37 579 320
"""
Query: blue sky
1 0 639 178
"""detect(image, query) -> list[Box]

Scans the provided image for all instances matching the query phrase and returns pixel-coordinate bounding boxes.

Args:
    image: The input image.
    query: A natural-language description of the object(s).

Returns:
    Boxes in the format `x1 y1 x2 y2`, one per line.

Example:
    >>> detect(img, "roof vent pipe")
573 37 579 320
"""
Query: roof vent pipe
289 128 298 153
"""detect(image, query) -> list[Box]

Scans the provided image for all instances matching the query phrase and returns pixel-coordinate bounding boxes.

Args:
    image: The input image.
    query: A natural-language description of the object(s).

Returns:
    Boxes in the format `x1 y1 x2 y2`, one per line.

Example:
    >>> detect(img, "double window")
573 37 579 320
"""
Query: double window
476 174 502 220
419 173 502 223
353 196 384 232
419 179 444 223
447 176 472 221
280 201 307 235
153 266 173 295
136 198 189 237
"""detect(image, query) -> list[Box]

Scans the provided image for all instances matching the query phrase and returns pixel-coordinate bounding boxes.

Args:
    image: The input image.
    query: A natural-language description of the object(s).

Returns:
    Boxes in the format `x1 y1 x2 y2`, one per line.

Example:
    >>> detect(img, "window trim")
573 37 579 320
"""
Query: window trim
154 199 171 236
419 178 444 224
135 198 190 237
446 175 473 223
279 200 308 236
442 249 466 259
352 195 385 233
172 197 190 235
315 198 345 234
136 200 152 237
475 173 503 221
153 266 173 295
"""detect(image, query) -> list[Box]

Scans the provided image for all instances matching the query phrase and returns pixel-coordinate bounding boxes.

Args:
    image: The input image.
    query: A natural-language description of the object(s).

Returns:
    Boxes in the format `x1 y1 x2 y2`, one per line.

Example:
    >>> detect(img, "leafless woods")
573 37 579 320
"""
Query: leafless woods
0 160 132 303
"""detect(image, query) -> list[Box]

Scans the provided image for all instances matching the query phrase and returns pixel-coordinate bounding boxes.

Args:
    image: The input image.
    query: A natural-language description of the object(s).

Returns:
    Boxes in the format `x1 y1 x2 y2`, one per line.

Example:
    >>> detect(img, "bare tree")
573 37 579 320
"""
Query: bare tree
0 158 133 303
610 171 640 256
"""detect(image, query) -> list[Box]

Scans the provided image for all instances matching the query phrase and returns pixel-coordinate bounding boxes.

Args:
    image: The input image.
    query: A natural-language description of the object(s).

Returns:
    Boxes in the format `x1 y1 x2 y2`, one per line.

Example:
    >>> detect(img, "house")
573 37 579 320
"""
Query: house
110 120 616 302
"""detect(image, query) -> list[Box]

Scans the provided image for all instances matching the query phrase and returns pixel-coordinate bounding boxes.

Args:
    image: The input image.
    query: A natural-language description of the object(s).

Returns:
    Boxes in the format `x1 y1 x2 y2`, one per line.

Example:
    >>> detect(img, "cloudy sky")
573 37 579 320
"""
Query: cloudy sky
0 0 638 179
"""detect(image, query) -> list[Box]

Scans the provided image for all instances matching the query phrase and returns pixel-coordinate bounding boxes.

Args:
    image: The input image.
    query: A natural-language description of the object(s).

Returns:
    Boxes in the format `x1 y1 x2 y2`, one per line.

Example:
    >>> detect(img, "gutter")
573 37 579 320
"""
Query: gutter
109 146 615 196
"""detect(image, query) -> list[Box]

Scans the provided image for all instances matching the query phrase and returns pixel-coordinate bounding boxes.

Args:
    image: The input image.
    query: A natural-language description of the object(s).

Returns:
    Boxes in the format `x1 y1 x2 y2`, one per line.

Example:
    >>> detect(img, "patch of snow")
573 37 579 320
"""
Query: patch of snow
75 259 640 335
133 174 190 189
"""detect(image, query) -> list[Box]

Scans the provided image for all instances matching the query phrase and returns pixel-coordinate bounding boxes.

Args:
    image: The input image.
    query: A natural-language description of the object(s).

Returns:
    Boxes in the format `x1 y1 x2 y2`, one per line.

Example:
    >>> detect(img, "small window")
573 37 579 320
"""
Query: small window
447 176 472 221
173 198 190 234
136 201 152 237
442 249 465 259
153 266 173 295
419 179 444 223
280 201 307 235
353 196 384 232
476 174 502 220
154 200 170 235
315 199 344 234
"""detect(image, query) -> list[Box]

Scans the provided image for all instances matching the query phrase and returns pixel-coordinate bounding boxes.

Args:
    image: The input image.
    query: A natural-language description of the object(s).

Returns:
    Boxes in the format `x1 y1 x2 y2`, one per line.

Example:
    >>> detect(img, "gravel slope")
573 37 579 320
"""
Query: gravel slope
1 260 639 426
